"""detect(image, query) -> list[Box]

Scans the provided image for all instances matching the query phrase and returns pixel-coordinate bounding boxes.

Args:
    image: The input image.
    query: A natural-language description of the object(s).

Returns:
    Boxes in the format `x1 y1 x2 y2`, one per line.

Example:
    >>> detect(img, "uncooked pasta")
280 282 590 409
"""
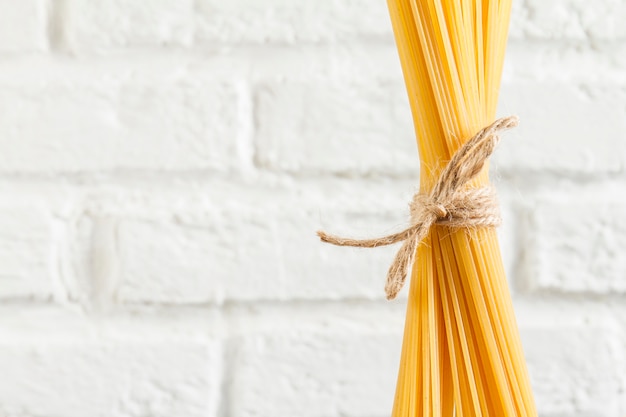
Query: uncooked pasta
386 0 537 415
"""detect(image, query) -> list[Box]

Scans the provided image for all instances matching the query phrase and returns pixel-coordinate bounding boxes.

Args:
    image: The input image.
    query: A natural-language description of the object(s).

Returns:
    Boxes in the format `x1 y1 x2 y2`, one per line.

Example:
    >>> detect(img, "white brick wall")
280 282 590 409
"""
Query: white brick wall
1 1 625 416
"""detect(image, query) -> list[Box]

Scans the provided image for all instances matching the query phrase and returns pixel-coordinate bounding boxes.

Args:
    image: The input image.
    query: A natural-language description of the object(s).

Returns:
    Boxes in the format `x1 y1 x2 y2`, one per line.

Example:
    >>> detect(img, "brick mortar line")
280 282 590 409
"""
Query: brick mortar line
0 168 621 185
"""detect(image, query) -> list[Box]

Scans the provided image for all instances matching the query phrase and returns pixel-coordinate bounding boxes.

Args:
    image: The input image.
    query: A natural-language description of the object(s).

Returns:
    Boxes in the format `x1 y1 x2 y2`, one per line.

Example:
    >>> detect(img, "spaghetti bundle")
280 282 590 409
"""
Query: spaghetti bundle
320 0 537 415
385 1 537 415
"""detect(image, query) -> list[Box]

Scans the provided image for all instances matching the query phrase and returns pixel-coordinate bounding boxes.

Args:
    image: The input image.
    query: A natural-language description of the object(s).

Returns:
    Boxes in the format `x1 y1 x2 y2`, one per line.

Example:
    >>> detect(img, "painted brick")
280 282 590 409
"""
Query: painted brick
77 179 518 304
0 80 238 173
114 180 407 303
503 43 626 85
66 0 391 50
522 325 623 416
228 330 401 417
495 83 626 175
520 196 626 294
65 0 626 49
254 81 417 176
510 0 626 41
255 80 626 176
0 206 55 300
65 0 195 50
0 0 46 53
195 0 390 44
0 341 219 417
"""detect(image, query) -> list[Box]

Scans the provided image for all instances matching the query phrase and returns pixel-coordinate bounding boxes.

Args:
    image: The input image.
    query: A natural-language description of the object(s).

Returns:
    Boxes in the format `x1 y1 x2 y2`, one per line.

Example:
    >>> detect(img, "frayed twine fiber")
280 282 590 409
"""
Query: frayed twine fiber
317 116 519 300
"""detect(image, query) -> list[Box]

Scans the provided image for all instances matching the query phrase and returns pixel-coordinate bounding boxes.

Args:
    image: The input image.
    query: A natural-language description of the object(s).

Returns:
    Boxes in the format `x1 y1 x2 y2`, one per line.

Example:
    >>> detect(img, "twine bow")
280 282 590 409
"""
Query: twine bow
317 116 519 300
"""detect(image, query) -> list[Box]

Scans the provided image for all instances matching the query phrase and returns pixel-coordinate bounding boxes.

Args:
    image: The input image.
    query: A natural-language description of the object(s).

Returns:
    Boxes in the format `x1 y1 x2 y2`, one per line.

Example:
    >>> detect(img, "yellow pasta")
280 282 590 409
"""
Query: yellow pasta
386 1 537 415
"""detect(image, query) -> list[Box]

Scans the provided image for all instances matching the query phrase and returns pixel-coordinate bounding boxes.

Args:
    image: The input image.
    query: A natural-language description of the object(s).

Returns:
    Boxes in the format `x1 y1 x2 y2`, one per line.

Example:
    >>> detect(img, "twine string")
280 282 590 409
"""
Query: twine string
317 116 519 300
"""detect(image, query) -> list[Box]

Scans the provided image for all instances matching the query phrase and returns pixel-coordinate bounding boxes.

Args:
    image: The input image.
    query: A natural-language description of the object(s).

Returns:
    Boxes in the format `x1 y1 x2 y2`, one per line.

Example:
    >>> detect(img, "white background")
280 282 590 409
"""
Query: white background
0 1 624 416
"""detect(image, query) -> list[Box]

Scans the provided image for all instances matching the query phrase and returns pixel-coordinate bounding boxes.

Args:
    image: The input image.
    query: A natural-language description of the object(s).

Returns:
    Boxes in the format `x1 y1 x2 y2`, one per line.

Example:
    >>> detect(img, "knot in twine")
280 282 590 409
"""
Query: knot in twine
317 116 519 300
